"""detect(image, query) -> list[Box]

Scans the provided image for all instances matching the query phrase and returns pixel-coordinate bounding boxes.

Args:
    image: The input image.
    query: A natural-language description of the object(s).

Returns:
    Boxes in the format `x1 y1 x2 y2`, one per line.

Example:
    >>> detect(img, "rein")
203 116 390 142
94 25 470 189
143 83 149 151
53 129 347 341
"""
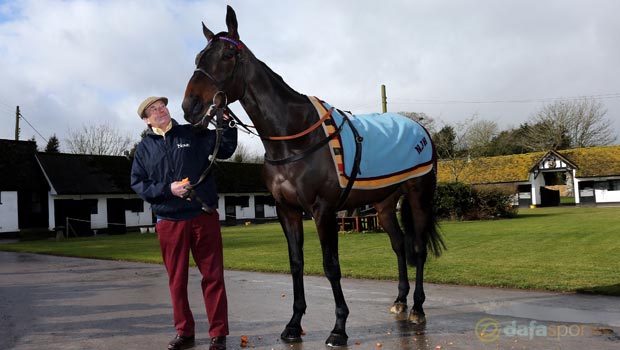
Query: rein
183 93 227 214
191 35 363 210
267 107 334 141
262 108 364 211
190 100 362 210
264 114 347 165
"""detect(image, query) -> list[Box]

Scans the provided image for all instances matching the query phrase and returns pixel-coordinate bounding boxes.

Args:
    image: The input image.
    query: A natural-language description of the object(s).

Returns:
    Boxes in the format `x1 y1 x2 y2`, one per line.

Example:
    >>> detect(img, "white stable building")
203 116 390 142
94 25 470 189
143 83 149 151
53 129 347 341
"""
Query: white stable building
438 146 620 207
0 139 276 237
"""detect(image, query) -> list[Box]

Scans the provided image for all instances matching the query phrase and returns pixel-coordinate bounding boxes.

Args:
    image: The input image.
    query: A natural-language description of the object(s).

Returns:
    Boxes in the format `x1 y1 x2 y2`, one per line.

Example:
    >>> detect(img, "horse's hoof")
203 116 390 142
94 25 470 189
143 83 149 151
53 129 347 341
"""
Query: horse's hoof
390 302 408 314
325 332 348 347
408 310 426 324
280 326 303 343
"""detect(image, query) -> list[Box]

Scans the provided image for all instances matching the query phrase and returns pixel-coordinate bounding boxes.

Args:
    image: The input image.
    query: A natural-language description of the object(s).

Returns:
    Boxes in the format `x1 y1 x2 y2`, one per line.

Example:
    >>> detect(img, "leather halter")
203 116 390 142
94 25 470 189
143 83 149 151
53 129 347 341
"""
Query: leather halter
194 35 244 91
191 35 362 210
192 36 358 179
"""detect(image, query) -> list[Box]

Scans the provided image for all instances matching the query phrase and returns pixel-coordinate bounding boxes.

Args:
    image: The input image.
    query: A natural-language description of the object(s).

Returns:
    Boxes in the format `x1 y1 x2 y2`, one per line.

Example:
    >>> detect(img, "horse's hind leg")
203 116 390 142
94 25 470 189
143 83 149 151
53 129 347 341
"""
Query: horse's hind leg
375 193 409 314
276 204 307 342
315 212 349 347
403 181 434 324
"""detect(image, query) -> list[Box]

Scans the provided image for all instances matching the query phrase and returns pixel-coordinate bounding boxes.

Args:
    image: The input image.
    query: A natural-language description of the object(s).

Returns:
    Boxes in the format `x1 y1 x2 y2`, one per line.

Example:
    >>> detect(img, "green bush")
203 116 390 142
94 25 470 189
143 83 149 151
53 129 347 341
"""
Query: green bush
435 182 517 220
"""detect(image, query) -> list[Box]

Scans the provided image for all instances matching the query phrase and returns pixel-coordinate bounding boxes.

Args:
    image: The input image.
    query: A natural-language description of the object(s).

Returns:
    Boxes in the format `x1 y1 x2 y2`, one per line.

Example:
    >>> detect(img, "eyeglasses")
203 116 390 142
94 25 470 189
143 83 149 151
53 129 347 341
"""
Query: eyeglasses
147 103 168 114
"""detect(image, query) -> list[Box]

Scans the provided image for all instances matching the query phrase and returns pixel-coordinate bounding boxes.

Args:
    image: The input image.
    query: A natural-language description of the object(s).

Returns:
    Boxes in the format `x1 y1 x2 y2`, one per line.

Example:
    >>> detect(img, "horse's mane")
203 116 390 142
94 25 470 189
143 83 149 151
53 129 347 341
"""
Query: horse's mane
253 54 307 101
215 31 306 101
243 45 305 98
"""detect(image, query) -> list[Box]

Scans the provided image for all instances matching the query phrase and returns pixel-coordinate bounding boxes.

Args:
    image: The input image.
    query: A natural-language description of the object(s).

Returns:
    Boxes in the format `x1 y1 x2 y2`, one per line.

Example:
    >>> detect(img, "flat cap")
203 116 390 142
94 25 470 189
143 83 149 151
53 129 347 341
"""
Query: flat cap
137 96 168 118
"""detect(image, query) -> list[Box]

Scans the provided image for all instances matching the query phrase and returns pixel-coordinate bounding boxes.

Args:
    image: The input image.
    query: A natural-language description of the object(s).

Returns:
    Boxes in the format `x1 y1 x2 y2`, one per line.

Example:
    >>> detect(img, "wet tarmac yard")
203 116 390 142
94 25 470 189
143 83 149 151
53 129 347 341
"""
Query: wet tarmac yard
1 252 618 349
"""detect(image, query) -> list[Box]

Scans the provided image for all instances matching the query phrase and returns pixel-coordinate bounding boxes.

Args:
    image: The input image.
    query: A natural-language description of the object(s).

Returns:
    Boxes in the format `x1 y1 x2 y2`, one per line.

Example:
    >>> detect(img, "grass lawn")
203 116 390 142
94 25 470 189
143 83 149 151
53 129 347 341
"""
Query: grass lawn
1 206 619 295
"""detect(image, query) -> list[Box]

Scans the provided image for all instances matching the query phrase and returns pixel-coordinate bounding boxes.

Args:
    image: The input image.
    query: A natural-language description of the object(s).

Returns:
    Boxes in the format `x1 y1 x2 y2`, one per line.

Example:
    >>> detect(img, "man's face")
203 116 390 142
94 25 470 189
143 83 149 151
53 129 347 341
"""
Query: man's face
143 100 171 129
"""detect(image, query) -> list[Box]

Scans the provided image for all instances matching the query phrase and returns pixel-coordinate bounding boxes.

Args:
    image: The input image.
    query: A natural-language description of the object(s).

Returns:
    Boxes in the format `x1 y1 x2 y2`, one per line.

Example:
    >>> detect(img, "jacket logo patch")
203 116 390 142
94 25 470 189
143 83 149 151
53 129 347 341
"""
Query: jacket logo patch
177 143 190 148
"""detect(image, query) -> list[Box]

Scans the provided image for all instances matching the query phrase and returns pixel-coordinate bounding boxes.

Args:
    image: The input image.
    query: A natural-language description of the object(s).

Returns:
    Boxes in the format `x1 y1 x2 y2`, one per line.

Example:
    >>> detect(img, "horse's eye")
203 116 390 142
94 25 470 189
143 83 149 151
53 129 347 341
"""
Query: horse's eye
223 51 235 60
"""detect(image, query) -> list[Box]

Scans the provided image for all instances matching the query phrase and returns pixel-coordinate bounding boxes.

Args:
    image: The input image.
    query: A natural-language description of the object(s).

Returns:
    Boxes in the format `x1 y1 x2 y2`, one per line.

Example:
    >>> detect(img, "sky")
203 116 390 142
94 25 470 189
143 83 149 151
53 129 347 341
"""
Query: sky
1 0 619 155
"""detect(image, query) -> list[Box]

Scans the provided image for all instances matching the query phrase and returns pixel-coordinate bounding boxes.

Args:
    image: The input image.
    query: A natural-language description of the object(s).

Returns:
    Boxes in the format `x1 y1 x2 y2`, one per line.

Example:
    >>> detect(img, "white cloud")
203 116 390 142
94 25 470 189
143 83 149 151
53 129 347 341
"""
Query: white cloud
1 0 619 152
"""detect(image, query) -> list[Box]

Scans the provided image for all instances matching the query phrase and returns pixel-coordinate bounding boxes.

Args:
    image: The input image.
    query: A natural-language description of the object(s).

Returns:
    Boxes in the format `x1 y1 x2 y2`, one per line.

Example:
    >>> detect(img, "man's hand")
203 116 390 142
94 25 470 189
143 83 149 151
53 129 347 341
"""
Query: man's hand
170 178 190 199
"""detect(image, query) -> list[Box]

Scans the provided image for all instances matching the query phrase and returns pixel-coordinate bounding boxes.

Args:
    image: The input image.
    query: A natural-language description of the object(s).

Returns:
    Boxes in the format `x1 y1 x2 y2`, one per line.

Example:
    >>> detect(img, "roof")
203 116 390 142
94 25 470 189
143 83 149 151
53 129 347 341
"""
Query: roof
437 145 620 184
0 139 49 191
32 151 267 196
561 146 620 178
36 153 133 195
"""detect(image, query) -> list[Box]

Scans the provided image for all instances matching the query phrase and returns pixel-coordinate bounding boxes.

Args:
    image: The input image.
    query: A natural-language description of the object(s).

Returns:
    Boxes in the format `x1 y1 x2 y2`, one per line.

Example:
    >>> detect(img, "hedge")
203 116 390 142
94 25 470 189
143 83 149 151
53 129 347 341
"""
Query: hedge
434 182 518 220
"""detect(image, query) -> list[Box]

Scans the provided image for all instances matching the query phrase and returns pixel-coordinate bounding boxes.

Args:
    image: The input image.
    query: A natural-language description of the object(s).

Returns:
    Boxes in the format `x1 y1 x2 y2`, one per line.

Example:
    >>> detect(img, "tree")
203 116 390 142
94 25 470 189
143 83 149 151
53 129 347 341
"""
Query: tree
433 115 486 182
523 98 616 151
229 142 263 163
486 125 529 156
570 98 617 147
432 123 469 183
398 111 437 134
127 128 149 159
45 134 60 153
66 123 133 156
463 119 498 157
433 125 457 159
28 136 38 151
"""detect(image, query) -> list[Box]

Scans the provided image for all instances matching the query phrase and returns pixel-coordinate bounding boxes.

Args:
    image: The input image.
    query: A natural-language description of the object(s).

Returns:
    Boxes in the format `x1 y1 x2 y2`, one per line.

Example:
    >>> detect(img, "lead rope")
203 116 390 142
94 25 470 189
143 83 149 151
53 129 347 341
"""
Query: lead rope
183 93 227 213
229 103 362 209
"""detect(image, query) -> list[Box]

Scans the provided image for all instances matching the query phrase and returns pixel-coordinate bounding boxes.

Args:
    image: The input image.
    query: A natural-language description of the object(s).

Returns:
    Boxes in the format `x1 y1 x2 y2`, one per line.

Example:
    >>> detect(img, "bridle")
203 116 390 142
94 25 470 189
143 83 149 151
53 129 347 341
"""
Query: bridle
191 35 337 148
182 36 246 212
194 35 245 100
188 34 362 210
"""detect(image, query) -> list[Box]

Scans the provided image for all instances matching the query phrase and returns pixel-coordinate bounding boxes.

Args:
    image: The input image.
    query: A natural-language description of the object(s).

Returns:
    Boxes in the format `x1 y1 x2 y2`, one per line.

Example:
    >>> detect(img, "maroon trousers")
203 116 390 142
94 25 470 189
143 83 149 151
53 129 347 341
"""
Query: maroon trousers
156 212 229 338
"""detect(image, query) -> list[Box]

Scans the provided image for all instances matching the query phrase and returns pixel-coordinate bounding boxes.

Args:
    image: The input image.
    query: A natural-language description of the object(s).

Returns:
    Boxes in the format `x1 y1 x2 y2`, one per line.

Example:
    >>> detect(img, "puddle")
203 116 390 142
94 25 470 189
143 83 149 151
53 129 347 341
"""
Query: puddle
486 302 620 327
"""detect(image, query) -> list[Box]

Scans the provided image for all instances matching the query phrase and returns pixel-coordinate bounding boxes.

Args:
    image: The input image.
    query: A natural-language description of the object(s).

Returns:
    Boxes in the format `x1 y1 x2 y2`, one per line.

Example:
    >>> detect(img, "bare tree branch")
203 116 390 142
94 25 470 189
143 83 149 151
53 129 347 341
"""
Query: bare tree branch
228 142 264 163
66 123 132 156
525 98 616 151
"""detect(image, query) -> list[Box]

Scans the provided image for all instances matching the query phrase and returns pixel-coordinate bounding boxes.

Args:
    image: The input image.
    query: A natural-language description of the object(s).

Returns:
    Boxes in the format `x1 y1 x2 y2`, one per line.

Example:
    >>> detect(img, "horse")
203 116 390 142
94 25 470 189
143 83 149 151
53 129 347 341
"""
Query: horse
182 6 444 347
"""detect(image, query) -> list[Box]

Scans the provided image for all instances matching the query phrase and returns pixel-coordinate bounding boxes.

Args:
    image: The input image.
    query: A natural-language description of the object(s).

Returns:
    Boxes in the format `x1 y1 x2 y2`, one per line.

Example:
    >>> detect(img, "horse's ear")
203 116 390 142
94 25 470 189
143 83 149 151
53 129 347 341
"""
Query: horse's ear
202 22 214 41
225 5 239 39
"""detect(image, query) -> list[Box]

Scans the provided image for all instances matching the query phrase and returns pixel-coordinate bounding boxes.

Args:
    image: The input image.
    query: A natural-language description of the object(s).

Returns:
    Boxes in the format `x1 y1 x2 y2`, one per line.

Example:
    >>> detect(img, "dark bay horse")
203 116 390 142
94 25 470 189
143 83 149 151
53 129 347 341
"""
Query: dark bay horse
182 6 444 347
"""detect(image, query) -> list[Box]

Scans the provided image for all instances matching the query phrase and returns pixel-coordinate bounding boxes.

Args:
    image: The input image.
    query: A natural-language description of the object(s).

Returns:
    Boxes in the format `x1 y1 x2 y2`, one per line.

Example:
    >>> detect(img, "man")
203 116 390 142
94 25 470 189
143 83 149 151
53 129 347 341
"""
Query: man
131 96 237 350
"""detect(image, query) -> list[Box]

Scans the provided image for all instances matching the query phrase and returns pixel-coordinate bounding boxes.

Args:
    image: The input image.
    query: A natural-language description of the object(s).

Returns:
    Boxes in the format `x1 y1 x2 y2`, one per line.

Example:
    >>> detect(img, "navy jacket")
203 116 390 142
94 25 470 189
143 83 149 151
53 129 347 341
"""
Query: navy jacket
130 119 238 220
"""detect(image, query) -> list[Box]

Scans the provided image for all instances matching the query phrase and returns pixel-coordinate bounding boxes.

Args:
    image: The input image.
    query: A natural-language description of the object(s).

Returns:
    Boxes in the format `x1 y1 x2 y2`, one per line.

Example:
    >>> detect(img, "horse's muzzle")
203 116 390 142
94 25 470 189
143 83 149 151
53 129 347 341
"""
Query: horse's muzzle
182 96 206 125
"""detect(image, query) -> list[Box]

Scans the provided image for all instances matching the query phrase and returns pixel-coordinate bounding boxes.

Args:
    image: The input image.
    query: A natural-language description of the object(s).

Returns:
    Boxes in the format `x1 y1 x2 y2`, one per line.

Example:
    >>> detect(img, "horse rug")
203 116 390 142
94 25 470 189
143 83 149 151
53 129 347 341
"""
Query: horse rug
308 96 435 190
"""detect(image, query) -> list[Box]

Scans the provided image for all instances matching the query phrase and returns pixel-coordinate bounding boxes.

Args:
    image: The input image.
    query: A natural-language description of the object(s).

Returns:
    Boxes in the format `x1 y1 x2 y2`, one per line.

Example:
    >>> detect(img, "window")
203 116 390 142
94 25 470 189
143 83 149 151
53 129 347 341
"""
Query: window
255 203 265 218
609 180 620 191
31 192 42 214
84 199 98 214
255 195 275 206
237 196 250 208
125 199 144 213
226 196 250 207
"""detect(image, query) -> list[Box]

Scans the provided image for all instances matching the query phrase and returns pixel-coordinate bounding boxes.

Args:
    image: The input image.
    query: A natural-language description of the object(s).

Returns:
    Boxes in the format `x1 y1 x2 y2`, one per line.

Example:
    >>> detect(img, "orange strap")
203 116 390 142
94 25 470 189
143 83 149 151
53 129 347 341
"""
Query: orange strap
267 107 334 141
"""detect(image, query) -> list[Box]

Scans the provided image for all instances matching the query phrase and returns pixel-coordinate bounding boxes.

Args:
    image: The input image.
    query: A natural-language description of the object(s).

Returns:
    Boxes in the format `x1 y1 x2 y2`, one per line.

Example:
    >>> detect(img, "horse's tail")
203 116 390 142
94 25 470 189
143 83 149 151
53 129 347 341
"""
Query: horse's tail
401 194 445 266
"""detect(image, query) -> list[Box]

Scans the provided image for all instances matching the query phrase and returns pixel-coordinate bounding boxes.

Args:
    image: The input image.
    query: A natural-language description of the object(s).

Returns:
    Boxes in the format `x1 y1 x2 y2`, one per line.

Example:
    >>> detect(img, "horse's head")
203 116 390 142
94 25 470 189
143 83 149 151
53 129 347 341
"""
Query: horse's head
182 5 245 125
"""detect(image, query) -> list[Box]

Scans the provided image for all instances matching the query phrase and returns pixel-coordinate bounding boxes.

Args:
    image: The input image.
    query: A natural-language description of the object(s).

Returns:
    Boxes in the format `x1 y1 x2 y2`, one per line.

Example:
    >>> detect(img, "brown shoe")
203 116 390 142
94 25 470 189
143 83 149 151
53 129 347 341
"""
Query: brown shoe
209 336 226 350
168 334 195 350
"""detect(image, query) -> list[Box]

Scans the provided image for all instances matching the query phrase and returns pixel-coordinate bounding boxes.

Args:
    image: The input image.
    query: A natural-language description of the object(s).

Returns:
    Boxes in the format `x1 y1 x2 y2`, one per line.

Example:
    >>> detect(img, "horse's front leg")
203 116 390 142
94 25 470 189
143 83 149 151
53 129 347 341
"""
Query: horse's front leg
316 213 349 347
276 204 307 343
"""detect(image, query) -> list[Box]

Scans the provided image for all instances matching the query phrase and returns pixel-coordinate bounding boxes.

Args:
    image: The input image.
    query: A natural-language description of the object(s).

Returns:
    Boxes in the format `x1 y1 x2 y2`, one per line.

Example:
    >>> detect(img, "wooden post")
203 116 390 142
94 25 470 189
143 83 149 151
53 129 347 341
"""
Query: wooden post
15 106 20 141
381 85 387 113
